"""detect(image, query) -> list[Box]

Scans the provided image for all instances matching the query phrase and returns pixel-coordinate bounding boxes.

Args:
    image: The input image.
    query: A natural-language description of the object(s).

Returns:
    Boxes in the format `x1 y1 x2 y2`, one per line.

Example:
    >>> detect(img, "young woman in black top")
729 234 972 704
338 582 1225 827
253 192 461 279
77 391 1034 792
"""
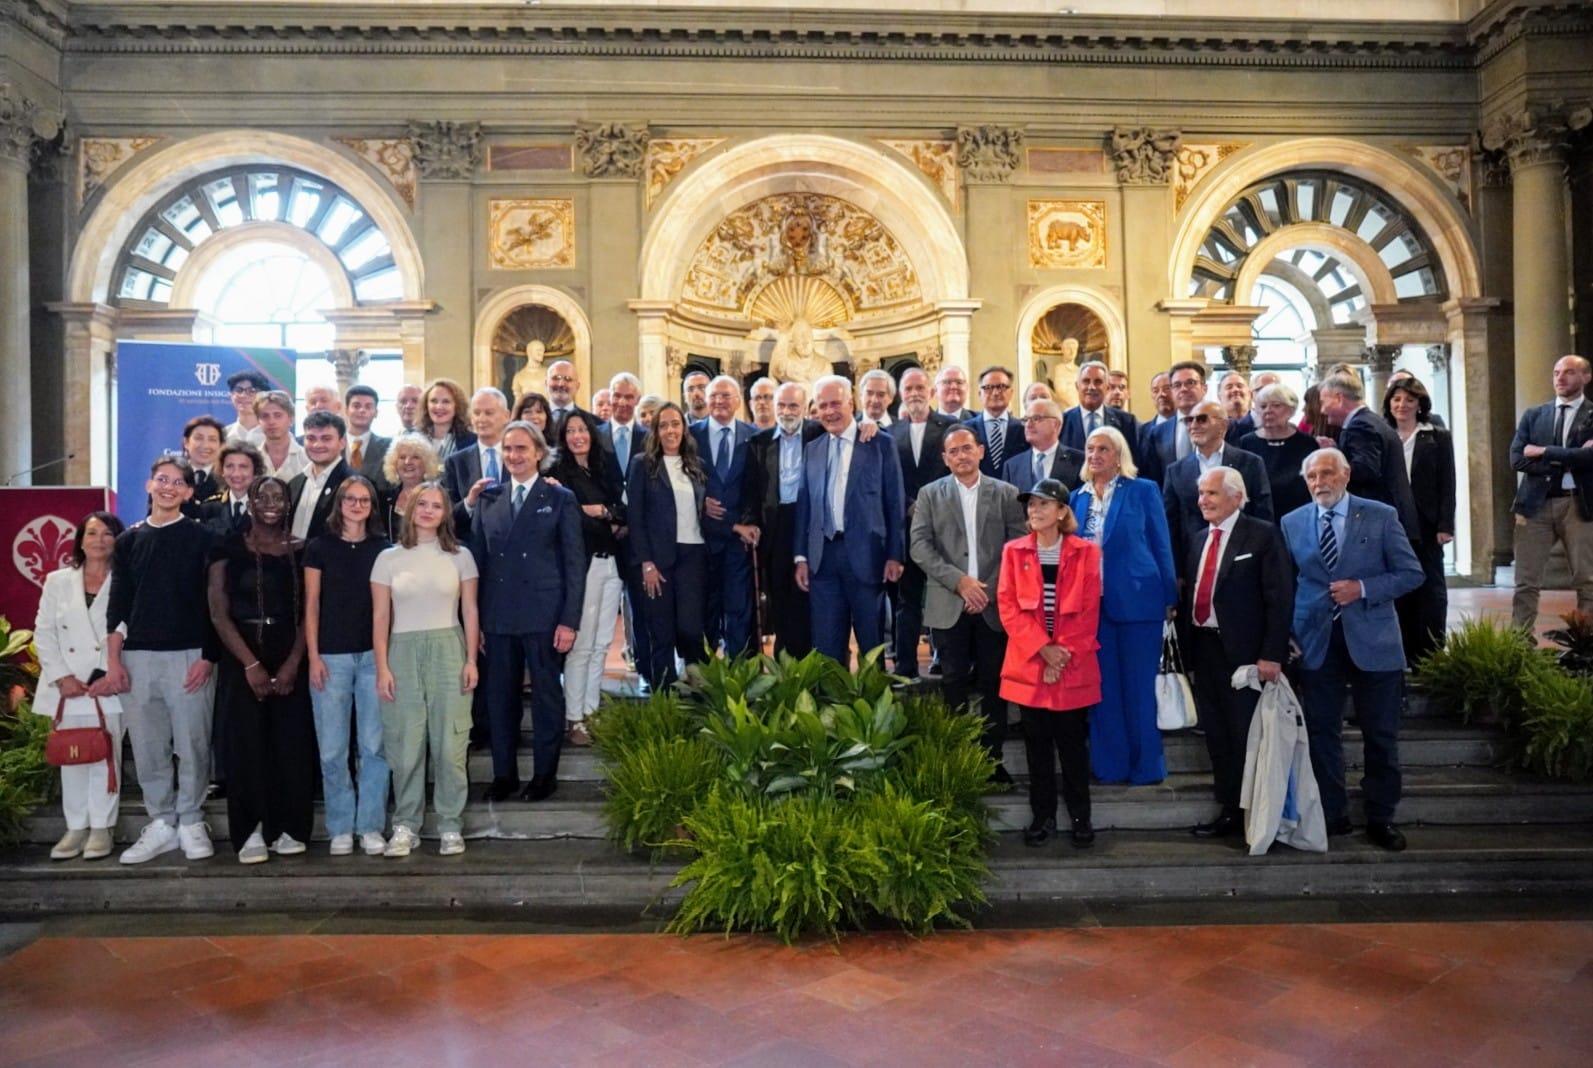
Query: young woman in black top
549 410 627 745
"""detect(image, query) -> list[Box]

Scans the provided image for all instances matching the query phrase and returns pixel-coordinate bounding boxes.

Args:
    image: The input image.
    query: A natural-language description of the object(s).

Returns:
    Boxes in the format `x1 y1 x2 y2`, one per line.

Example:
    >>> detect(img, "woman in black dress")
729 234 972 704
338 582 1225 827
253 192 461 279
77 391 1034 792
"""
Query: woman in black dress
1384 376 1456 661
1237 383 1318 520
207 476 316 864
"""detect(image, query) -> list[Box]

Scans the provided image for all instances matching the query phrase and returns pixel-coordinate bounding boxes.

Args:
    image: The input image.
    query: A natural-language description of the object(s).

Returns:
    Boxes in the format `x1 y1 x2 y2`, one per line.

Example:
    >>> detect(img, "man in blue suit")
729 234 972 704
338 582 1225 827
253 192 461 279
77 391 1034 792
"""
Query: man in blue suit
690 375 761 658
469 421 586 803
1060 361 1139 466
963 365 1029 478
1005 398 1084 493
1161 400 1273 568
1141 361 1208 486
598 372 651 678
795 375 906 666
1281 448 1423 851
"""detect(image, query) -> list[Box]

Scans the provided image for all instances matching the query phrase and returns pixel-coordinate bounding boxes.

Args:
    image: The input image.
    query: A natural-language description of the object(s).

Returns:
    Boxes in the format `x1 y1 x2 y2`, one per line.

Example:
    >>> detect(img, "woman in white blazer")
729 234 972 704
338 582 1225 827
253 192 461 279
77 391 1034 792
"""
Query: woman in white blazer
33 511 127 860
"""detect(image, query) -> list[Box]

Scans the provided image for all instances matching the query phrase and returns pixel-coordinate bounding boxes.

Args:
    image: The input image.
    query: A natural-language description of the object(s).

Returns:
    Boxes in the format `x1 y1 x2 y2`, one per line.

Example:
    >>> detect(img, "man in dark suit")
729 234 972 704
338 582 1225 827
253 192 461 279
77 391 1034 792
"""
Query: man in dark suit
442 388 512 536
1139 371 1177 459
1318 372 1420 545
1281 448 1423 851
342 385 391 492
1509 354 1593 627
470 421 586 802
689 375 760 658
795 375 906 666
1141 361 1209 486
545 359 595 435
933 365 974 422
1060 361 1139 466
744 381 824 657
1161 400 1274 573
1005 398 1084 494
201 442 264 535
1181 467 1293 839
599 371 650 676
1218 371 1255 444
288 410 352 542
887 368 956 677
180 415 226 518
964 365 1029 479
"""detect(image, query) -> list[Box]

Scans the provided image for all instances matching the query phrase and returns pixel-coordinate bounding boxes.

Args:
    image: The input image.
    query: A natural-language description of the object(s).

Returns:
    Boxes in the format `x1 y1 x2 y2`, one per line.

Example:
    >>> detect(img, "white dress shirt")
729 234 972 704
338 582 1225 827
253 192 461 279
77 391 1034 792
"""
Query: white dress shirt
956 475 982 581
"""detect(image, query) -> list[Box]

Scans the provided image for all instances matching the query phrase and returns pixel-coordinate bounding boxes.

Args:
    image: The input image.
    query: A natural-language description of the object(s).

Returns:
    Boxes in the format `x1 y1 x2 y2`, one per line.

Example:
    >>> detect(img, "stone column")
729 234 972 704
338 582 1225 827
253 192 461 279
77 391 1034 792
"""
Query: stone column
0 86 56 484
1363 344 1401 411
49 303 120 486
407 120 481 385
956 125 1022 375
627 300 674 396
577 123 650 395
935 300 981 378
1445 296 1509 580
1486 110 1572 412
1114 127 1181 391
1222 344 1256 378
331 348 370 396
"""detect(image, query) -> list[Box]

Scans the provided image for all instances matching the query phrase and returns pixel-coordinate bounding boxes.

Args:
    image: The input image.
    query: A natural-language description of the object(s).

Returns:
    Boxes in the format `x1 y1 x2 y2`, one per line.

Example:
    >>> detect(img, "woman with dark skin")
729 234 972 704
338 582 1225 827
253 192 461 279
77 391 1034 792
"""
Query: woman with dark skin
207 476 316 864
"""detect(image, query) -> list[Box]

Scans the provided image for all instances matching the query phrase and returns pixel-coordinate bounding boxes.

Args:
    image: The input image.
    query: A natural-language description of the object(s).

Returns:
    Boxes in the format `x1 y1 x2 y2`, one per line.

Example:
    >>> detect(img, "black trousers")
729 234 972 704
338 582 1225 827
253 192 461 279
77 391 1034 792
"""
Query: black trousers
892 558 927 679
221 626 316 853
1396 535 1448 665
933 612 1008 759
485 631 566 783
644 543 708 688
1186 627 1261 812
762 503 811 658
1022 705 1090 824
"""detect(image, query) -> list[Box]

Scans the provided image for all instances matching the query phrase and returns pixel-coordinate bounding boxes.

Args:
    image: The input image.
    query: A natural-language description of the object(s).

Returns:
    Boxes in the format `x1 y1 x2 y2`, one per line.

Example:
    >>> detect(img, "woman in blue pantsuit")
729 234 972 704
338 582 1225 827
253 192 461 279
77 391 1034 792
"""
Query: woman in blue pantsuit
1069 425 1177 785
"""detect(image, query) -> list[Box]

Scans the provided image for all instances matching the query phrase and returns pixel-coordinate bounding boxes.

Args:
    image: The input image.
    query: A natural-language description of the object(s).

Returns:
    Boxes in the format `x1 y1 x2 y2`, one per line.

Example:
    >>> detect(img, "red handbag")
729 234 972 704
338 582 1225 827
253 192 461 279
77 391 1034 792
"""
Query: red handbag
43 694 118 793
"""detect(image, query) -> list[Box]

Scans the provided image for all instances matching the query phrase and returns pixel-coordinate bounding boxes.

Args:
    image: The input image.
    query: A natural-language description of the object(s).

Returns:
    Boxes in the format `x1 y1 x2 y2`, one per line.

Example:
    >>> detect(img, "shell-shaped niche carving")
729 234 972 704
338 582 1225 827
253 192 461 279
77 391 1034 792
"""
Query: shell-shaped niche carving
1032 304 1108 358
492 304 576 404
748 275 852 331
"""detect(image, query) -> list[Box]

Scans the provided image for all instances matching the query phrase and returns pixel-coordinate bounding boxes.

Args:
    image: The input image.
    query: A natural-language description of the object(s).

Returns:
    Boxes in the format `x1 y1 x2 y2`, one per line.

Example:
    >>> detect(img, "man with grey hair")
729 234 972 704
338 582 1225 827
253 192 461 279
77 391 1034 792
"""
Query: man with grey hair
933 365 973 422
1062 360 1139 460
858 368 896 426
600 370 650 676
692 374 760 657
443 386 511 512
1281 447 1422 850
1318 372 1420 545
749 376 779 430
1161 399 1272 568
1008 398 1084 493
1181 466 1293 840
745 381 824 656
545 359 589 435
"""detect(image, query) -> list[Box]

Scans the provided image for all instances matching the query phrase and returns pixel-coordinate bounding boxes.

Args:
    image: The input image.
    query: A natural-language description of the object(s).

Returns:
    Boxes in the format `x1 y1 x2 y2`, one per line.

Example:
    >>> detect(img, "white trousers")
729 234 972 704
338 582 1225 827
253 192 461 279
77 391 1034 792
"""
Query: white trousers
57 709 124 830
565 554 624 724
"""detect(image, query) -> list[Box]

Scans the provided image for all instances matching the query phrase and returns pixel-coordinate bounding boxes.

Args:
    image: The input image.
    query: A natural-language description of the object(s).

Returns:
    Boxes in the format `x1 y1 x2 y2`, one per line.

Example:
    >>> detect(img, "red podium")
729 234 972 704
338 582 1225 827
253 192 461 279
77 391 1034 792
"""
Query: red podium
0 488 118 629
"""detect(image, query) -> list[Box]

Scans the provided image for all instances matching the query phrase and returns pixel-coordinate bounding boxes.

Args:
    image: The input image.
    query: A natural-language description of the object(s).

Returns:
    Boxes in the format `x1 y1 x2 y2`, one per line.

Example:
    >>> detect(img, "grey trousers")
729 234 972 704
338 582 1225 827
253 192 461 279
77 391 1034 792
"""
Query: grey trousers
122 648 215 827
1512 497 1593 629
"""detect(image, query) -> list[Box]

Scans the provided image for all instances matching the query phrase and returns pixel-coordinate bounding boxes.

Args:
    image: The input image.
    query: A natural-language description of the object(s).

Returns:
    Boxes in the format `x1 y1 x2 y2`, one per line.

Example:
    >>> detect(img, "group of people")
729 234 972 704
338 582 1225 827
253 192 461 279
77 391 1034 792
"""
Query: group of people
37 345 1478 864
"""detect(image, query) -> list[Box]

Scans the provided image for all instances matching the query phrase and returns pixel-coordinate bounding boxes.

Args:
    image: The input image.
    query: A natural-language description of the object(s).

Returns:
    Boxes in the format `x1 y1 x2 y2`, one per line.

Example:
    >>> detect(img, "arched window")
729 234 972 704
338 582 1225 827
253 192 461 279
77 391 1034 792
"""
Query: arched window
197 241 337 352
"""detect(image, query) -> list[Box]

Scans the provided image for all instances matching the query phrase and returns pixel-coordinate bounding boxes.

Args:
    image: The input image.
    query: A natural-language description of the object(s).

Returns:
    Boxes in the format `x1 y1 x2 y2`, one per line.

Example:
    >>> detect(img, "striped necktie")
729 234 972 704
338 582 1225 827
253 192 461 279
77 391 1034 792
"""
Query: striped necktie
1320 509 1341 620
986 417 1005 471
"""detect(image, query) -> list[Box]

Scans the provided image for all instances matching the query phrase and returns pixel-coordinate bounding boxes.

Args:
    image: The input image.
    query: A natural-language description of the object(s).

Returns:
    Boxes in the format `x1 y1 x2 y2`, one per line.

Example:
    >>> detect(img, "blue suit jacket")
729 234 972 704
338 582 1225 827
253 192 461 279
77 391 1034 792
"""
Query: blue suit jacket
442 444 483 505
468 477 586 635
1141 416 1181 486
597 421 648 491
962 412 1031 479
1160 446 1274 572
1280 494 1423 672
1509 399 1593 520
1061 405 1141 465
1003 444 1085 494
794 429 905 582
626 454 707 571
1068 476 1177 624
691 418 757 543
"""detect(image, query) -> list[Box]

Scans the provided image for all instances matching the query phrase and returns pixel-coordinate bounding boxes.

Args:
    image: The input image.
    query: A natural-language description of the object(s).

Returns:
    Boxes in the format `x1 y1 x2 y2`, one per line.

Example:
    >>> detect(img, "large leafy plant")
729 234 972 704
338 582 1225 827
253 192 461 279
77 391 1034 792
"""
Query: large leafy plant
0 616 49 845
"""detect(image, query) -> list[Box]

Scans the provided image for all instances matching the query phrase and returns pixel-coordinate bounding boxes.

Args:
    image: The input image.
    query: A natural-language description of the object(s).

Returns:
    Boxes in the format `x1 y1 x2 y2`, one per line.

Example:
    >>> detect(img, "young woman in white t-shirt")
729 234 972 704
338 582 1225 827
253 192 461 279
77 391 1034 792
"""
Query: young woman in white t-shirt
370 482 479 858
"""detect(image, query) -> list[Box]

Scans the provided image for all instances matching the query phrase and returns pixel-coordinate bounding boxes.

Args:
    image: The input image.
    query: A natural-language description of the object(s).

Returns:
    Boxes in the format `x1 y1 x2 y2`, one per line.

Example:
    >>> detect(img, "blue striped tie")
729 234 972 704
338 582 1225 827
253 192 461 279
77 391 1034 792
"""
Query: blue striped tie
1320 510 1341 620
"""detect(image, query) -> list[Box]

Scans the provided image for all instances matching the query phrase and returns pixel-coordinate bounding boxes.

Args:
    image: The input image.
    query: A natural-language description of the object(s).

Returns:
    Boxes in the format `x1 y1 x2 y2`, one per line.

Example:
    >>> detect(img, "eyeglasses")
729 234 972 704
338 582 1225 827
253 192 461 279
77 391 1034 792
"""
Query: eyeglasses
1171 379 1202 390
1185 414 1214 425
230 385 258 395
150 475 188 488
342 496 373 506
979 383 1011 393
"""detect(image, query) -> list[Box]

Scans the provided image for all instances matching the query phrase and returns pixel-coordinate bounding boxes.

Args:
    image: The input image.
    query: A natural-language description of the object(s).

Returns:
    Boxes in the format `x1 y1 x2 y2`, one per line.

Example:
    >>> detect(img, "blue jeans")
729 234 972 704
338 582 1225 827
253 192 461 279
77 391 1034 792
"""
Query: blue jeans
310 650 390 837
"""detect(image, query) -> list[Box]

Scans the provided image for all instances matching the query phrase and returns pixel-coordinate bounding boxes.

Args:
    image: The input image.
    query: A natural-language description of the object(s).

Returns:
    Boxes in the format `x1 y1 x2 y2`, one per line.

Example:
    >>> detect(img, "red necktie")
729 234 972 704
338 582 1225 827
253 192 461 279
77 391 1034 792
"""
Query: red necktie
1194 527 1222 625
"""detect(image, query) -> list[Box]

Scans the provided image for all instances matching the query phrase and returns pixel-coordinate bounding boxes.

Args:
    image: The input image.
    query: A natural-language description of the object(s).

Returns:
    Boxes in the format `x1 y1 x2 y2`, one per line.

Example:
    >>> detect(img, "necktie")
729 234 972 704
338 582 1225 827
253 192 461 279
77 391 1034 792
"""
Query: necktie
1177 417 1191 460
1087 410 1098 435
232 500 243 519
485 446 500 483
615 425 630 470
513 483 527 517
1193 527 1221 625
987 417 1005 472
717 427 731 479
823 435 840 539
1554 404 1570 449
351 439 364 468
1320 510 1341 620
1033 451 1046 485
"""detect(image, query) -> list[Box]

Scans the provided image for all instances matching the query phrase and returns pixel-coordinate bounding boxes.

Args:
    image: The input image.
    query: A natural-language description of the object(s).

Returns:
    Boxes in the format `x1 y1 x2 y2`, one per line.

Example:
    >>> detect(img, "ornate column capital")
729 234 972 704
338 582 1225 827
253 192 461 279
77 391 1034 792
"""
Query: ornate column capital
1221 344 1256 377
1483 107 1572 173
1363 344 1402 375
0 84 60 169
575 122 650 179
1110 126 1181 185
332 348 370 395
665 345 686 383
955 125 1023 184
405 120 482 180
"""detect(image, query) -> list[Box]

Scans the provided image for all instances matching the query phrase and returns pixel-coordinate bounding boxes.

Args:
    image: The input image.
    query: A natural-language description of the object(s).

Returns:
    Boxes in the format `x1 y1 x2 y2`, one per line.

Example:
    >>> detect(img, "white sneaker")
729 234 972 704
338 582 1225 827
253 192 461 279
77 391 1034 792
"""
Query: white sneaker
238 830 269 865
178 822 214 860
383 825 419 858
329 834 354 856
360 832 387 856
120 820 178 865
439 831 466 856
270 832 307 855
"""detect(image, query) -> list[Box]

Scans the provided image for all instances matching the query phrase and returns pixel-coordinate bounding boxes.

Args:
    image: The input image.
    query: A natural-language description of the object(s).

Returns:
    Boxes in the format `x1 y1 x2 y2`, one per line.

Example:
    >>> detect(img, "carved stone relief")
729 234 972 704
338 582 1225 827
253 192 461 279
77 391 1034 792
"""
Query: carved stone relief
575 122 649 179
681 193 921 318
645 138 726 210
878 139 958 208
487 198 576 270
490 305 576 403
1402 144 1472 213
1027 200 1107 270
78 136 161 204
334 137 418 210
1110 126 1181 185
0 84 58 168
1480 107 1587 172
1172 142 1249 213
956 125 1023 184
406 120 482 180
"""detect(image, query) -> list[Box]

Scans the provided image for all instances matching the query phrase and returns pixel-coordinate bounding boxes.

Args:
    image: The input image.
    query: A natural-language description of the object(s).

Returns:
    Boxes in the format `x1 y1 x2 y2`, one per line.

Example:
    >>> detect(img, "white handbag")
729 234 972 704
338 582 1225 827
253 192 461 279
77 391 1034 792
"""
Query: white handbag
1155 620 1199 731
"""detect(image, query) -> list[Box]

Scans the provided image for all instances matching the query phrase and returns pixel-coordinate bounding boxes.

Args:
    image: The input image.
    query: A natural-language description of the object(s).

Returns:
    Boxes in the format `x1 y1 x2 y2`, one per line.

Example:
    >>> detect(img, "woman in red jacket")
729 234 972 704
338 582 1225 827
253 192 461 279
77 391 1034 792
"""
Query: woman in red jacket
997 479 1103 848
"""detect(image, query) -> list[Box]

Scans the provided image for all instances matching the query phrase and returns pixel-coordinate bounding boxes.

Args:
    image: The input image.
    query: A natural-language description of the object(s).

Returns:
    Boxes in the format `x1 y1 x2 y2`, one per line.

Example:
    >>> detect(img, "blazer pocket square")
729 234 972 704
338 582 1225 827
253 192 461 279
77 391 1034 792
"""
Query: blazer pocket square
536 505 554 514
1233 552 1253 562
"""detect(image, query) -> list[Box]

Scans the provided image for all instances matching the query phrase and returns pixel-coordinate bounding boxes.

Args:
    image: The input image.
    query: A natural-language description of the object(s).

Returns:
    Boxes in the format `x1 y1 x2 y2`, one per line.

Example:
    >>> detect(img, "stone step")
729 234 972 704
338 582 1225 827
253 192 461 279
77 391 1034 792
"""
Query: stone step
25 766 1592 845
7 824 1592 916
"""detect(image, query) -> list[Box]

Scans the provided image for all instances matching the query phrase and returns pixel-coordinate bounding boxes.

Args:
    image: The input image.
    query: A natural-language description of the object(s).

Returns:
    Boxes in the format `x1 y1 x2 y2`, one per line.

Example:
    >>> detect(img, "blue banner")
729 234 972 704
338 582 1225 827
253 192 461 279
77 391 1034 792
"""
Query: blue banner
114 341 295 524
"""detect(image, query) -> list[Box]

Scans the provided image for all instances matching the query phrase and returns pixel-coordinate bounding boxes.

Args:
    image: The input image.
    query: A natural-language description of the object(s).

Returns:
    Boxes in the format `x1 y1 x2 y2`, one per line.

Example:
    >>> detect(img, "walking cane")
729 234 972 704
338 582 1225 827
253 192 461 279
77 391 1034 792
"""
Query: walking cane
748 538 767 653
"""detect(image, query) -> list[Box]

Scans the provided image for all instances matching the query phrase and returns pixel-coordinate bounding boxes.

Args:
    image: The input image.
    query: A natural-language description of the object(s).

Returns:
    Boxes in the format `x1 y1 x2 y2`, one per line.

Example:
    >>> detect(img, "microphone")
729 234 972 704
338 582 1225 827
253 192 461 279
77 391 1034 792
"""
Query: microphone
4 453 78 486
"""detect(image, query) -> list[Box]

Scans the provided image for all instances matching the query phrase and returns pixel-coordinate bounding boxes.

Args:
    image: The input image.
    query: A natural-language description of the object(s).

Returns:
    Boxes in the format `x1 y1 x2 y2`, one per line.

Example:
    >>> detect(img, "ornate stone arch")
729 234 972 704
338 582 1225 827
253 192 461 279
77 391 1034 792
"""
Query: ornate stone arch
1014 285 1128 393
472 284 593 403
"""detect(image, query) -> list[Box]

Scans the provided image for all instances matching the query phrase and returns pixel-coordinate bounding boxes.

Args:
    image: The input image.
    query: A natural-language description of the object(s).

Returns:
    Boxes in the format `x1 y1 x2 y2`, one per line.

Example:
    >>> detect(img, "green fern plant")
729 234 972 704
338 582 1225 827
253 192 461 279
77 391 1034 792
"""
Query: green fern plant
1411 616 1550 726
601 735 722 855
852 785 987 934
589 689 696 758
1519 665 1593 782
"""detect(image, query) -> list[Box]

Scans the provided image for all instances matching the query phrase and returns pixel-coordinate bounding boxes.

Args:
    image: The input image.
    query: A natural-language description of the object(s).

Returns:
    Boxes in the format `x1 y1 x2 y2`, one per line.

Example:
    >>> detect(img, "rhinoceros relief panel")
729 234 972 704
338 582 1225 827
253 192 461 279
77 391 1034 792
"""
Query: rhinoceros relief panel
1027 199 1107 270
488 198 576 270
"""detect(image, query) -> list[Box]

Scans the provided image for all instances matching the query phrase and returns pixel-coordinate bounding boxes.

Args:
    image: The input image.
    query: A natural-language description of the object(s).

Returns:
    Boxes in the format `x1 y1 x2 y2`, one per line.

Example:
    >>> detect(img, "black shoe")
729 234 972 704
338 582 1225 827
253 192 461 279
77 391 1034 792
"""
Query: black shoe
1022 817 1056 847
926 659 942 677
1070 817 1096 848
1326 815 1354 837
1192 812 1243 839
482 778 519 803
1366 822 1407 852
989 765 1014 786
519 775 557 802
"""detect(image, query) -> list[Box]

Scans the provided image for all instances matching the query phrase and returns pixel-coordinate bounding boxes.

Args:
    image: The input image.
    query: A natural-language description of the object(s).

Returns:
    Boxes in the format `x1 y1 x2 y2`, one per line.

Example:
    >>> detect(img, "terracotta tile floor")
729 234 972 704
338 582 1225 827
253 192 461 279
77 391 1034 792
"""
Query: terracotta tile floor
3 921 1592 1066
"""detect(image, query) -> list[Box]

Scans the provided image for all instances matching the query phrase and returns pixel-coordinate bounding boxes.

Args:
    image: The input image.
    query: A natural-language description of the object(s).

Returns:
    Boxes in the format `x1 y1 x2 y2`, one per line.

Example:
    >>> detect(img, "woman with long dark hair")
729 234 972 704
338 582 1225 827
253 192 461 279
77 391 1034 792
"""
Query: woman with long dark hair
207 476 316 864
1383 375 1456 662
626 402 708 688
513 391 553 438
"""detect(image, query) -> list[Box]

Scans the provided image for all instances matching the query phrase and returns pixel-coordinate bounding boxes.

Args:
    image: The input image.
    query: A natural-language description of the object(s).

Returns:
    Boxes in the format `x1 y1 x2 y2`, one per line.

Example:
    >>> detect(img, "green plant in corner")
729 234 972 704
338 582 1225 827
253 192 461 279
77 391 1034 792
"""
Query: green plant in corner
1410 615 1549 726
1518 664 1593 782
601 735 722 855
1543 610 1593 678
0 616 48 846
